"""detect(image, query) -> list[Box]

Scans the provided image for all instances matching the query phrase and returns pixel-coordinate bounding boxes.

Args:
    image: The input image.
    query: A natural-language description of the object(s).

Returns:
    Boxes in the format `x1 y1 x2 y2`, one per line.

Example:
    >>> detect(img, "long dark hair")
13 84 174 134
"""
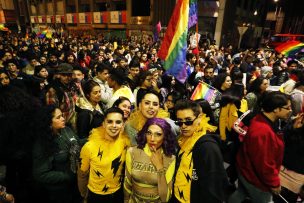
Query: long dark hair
33 105 58 156
195 99 216 125
213 72 230 91
136 118 176 156
248 76 267 95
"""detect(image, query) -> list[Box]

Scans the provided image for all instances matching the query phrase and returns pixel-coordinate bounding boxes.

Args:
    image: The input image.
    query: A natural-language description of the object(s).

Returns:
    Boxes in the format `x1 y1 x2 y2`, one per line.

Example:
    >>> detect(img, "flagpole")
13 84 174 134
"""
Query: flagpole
196 23 199 59
195 2 199 61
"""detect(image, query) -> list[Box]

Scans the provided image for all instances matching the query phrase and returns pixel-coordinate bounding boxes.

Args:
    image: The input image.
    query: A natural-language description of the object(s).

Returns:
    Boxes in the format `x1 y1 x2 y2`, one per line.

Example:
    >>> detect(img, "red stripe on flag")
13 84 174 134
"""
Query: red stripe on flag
102 12 107 23
121 11 127 23
87 13 91 23
73 14 77 23
158 0 184 60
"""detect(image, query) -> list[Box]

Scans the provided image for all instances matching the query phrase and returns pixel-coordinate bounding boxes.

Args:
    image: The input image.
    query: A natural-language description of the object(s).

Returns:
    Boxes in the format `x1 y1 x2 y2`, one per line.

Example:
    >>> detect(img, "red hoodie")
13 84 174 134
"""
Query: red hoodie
236 114 284 192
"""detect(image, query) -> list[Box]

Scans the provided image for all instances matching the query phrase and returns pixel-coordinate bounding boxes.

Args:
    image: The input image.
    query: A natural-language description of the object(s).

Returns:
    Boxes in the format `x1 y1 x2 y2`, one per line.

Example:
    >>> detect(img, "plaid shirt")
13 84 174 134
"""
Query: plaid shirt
46 82 77 124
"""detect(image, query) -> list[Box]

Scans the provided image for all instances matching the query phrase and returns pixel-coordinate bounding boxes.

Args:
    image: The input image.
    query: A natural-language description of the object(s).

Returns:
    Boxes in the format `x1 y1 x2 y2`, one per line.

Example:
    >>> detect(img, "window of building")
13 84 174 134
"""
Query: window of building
94 3 107 12
132 0 150 16
79 4 90 12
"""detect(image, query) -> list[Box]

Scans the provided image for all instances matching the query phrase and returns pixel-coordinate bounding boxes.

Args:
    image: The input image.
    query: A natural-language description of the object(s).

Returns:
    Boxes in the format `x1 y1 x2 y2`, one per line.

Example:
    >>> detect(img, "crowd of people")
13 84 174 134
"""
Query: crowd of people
0 30 304 203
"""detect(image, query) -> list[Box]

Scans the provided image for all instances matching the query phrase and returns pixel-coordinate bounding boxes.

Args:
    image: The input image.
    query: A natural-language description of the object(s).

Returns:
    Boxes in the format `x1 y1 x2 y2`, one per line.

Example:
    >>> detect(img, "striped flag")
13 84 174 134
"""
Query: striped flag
110 11 127 24
188 0 198 28
190 82 221 105
85 13 92 23
275 40 304 57
93 12 108 23
157 0 190 83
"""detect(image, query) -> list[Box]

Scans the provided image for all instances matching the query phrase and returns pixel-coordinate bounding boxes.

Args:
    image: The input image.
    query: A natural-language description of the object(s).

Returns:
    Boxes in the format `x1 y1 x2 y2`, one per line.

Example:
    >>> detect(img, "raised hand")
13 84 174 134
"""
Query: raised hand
150 146 164 171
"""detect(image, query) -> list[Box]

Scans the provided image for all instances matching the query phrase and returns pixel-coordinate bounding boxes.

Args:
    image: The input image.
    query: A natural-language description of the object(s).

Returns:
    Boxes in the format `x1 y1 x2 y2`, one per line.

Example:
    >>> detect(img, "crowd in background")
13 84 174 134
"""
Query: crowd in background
0 30 304 203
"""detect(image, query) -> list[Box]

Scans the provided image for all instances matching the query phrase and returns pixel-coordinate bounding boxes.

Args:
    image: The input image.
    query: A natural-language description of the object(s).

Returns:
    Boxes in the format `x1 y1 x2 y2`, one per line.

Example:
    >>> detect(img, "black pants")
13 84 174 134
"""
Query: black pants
87 188 123 203
273 187 299 203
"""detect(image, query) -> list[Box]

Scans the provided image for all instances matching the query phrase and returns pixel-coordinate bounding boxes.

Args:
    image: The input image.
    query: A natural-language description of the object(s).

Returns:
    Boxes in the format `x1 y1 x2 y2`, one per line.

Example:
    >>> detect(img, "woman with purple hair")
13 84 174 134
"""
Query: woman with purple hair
124 118 176 203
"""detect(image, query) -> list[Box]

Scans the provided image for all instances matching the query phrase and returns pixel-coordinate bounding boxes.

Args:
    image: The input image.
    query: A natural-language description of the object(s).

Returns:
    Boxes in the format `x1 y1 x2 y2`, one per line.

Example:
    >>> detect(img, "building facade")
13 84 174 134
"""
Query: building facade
1 0 303 48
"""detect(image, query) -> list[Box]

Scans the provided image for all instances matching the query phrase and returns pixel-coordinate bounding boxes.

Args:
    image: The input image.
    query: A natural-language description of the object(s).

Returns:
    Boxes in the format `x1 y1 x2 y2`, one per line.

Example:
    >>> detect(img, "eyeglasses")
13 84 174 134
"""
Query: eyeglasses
175 116 198 127
281 106 292 111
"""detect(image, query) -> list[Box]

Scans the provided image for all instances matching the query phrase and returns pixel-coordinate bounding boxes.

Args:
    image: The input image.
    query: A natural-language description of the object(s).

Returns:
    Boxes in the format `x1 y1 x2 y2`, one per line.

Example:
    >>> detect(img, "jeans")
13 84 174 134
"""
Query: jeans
228 174 274 203
87 188 123 203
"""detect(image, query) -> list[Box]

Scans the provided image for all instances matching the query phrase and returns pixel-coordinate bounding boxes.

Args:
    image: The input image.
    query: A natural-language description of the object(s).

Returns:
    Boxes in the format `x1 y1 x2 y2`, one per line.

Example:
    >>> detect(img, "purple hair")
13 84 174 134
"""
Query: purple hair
136 118 177 156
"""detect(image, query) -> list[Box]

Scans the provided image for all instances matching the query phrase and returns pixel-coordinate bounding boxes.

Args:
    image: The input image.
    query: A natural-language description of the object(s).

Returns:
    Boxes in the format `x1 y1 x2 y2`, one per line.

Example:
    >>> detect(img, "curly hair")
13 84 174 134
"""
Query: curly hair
136 118 176 156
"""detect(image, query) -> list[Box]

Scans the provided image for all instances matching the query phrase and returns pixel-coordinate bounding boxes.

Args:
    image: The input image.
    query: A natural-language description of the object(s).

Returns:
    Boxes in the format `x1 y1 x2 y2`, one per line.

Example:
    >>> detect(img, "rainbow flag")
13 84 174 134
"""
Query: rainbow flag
158 0 190 83
188 0 198 28
0 24 9 32
190 82 221 105
275 41 304 57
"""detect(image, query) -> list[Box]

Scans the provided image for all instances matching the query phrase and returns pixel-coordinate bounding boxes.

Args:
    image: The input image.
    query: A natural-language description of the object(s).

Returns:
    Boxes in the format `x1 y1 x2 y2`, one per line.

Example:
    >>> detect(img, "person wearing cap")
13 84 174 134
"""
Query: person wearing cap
45 63 78 130
261 66 273 79
32 43 41 59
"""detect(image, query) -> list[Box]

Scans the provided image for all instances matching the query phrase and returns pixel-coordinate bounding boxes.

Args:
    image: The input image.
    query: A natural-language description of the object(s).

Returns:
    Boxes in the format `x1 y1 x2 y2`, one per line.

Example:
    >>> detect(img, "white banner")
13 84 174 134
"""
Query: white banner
110 11 119 23
66 13 73 24
93 12 100 24
46 16 51 23
78 13 85 24
56 15 61 23
190 33 201 49
38 16 43 23
30 16 35 23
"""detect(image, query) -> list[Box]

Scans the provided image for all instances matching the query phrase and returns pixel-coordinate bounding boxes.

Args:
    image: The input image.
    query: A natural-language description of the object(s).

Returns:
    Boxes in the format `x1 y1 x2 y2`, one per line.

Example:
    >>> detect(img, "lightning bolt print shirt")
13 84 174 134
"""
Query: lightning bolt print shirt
79 126 130 195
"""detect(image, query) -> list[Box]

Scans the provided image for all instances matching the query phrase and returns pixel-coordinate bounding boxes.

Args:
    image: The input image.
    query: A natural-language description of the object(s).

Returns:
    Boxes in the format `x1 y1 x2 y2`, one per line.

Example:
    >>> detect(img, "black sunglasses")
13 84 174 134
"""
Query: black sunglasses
175 116 198 127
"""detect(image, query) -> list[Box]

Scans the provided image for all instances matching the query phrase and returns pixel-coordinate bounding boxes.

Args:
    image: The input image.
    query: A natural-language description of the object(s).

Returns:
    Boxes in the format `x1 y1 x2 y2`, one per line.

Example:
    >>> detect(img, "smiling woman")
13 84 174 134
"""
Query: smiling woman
76 80 104 145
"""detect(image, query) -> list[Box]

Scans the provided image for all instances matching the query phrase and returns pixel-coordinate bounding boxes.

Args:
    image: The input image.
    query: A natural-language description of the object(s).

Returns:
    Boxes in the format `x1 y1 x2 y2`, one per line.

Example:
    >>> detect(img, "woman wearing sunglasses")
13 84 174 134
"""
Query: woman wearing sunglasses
124 118 176 203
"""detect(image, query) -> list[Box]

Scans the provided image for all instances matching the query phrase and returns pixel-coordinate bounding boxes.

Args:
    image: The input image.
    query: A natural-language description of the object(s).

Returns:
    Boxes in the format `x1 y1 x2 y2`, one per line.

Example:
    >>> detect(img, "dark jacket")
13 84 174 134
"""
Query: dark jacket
32 127 80 203
277 70 289 86
76 107 104 145
283 125 304 174
173 134 228 203
190 134 228 203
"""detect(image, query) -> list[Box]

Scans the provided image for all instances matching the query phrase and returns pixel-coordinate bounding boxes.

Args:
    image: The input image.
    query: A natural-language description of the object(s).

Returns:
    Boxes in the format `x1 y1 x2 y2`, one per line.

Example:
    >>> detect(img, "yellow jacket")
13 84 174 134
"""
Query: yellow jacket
78 126 130 196
219 99 248 141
